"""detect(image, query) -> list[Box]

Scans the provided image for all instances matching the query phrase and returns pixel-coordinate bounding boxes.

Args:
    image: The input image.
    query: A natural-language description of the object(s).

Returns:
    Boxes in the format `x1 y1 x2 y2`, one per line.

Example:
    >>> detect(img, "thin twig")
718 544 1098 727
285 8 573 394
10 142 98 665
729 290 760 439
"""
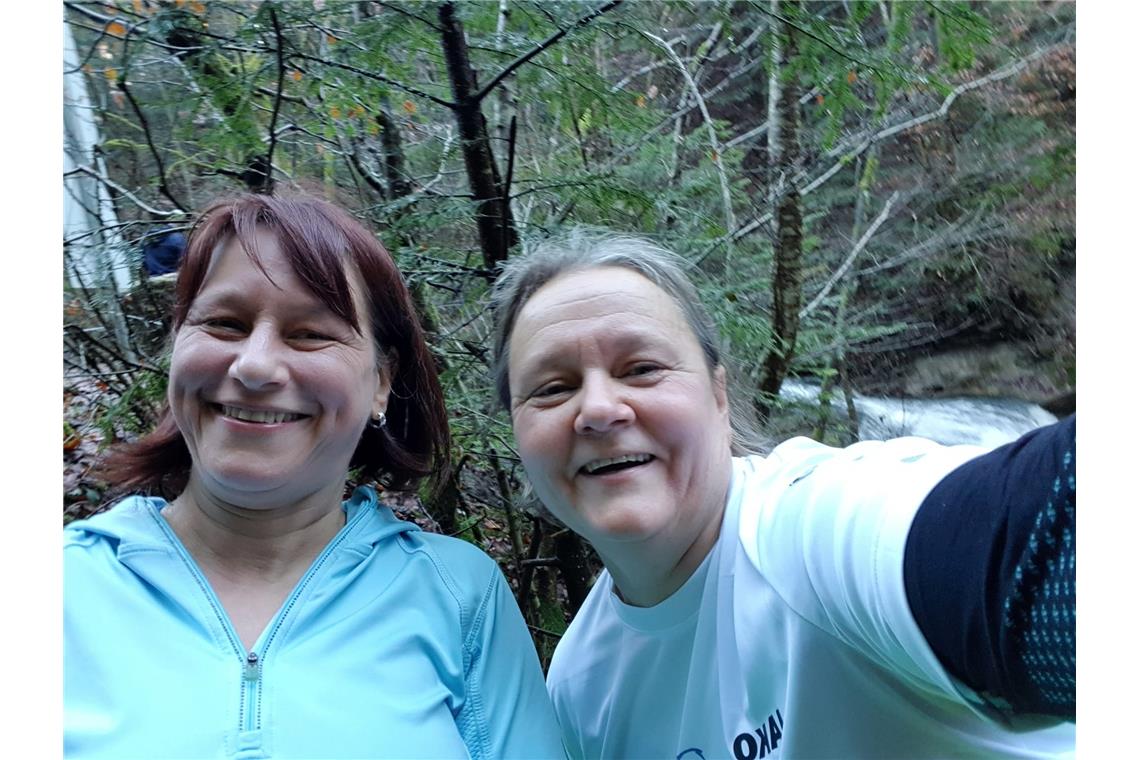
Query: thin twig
116 26 188 212
288 51 455 109
377 1 441 32
473 0 625 103
65 166 183 218
641 29 735 234
800 191 898 318
698 45 1058 259
755 2 897 83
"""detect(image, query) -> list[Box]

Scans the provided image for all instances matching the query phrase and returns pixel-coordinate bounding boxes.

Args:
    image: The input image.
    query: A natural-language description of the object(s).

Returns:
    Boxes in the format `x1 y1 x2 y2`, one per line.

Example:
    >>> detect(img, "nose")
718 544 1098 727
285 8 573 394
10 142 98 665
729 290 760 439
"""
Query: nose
574 372 633 435
228 324 288 389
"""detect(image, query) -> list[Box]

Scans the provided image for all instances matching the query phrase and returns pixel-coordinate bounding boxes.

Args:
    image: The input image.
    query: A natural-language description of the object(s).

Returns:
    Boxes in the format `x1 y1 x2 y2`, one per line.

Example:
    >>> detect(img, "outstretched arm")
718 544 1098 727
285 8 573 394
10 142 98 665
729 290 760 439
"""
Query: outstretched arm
904 415 1076 720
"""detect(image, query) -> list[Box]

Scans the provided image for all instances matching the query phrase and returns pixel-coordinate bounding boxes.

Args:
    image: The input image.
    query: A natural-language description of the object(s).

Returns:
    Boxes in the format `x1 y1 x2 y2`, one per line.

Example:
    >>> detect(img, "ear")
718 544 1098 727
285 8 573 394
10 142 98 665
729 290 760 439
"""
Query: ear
372 356 393 419
712 364 729 417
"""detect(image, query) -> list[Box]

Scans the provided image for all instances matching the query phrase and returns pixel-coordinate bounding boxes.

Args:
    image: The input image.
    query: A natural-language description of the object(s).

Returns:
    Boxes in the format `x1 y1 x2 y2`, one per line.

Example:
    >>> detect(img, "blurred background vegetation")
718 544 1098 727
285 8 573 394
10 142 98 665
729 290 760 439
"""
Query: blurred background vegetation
63 0 1075 666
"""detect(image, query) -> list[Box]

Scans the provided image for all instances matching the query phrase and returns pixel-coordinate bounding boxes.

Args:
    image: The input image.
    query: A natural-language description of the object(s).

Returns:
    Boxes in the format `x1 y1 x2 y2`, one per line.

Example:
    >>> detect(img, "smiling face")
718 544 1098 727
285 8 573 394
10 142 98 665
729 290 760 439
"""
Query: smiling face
508 266 734 555
167 229 389 509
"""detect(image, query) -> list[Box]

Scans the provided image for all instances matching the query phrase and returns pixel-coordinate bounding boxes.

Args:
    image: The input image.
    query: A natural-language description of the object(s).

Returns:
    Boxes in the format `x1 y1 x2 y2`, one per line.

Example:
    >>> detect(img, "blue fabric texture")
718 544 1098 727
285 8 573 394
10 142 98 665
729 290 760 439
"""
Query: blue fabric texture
142 230 186 276
64 486 566 759
1003 428 1076 715
904 415 1075 720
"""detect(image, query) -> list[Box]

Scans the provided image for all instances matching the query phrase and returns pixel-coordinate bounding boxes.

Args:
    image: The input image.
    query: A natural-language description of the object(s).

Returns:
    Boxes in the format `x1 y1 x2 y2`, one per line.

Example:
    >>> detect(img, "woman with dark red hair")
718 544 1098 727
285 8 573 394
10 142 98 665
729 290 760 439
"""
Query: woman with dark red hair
64 195 565 759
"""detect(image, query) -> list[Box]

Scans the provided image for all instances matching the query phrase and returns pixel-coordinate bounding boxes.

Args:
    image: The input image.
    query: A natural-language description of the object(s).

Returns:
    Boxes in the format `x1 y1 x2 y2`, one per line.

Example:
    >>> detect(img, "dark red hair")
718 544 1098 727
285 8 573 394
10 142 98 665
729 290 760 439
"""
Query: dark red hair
98 194 450 498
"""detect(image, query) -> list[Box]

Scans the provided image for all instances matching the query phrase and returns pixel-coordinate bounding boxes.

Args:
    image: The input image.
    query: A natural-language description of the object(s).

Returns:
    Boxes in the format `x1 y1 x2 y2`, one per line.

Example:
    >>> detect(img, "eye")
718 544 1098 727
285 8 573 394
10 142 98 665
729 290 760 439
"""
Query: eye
202 316 246 335
531 381 574 399
291 329 336 342
625 362 662 378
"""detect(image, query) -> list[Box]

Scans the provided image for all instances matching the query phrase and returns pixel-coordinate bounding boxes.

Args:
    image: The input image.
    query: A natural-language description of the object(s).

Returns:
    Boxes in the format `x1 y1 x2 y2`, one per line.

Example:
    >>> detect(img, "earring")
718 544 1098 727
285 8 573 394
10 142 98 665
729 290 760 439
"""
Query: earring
368 411 386 430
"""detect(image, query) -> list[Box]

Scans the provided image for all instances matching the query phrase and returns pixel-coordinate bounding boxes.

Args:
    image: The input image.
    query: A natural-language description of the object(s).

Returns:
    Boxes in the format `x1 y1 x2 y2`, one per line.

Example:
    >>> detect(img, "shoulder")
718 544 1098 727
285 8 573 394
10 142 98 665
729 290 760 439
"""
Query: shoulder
546 573 616 690
64 495 166 556
64 496 170 615
401 530 502 587
351 487 504 607
395 530 509 627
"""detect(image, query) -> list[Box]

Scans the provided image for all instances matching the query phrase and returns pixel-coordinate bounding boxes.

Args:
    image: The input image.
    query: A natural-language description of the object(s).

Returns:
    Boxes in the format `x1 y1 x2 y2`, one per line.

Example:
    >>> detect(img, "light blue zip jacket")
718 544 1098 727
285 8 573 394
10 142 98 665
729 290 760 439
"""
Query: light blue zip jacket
64 486 566 759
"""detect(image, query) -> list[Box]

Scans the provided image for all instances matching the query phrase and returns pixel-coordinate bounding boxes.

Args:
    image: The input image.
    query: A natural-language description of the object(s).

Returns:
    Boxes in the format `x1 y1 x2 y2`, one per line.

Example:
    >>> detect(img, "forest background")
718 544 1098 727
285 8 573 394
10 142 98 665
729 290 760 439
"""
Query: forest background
62 0 1076 668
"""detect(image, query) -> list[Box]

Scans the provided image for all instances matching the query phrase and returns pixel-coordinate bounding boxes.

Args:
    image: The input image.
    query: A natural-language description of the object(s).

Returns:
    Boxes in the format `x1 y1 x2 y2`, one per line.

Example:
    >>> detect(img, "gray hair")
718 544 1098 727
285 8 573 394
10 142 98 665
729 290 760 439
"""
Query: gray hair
489 228 768 456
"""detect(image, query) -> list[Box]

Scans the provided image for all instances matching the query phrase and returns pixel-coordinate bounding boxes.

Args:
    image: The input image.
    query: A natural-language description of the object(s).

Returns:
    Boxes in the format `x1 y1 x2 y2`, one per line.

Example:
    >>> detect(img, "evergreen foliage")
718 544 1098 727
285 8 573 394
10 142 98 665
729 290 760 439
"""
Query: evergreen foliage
63 0 1074 664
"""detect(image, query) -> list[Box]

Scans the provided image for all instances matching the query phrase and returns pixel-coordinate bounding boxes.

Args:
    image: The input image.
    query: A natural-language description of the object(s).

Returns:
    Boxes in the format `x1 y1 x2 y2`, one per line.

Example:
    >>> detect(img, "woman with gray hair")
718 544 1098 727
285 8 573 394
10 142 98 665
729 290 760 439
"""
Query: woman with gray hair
491 229 1075 759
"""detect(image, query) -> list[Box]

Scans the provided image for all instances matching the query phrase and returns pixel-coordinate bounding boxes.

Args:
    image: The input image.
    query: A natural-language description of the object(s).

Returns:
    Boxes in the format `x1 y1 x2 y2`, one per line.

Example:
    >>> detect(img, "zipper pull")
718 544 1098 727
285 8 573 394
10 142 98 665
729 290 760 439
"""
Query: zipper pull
243 651 260 682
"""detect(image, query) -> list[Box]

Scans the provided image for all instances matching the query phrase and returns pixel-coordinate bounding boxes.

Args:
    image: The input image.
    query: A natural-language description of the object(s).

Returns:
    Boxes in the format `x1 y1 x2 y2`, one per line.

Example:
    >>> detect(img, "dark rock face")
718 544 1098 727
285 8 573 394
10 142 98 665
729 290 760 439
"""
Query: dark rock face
901 343 1070 402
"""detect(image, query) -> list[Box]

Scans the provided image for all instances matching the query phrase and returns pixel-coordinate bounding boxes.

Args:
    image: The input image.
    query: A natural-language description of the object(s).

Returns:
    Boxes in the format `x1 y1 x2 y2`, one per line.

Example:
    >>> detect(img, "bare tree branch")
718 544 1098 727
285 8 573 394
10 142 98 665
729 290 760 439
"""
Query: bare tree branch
754 1 904 84
547 25 765 225
65 166 184 218
724 85 822 149
641 29 735 234
584 41 764 169
288 51 456 109
377 1 442 32
611 22 765 93
801 44 1058 196
699 44 1060 260
116 24 188 212
63 9 134 75
473 0 625 103
800 191 898 318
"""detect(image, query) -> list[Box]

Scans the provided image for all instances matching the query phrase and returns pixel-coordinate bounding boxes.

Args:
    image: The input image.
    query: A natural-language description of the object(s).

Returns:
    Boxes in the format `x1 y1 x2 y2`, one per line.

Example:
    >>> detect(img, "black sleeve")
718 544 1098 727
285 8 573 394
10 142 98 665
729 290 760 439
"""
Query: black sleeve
903 415 1075 720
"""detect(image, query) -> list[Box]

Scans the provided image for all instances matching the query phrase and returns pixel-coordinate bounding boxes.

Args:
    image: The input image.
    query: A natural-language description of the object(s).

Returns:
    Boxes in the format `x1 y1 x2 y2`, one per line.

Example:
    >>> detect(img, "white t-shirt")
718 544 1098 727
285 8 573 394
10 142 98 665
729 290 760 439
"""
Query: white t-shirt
546 437 1075 759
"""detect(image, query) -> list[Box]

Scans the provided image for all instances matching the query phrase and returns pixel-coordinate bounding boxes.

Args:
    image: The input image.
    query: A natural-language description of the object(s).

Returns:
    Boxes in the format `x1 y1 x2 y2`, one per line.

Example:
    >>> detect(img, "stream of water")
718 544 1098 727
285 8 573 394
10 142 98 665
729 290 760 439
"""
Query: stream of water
780 380 1059 448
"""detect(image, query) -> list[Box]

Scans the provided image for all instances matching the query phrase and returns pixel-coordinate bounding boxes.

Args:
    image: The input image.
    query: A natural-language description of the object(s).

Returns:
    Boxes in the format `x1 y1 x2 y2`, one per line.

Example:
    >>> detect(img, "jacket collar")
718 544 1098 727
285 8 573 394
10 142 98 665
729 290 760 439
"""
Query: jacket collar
68 485 420 559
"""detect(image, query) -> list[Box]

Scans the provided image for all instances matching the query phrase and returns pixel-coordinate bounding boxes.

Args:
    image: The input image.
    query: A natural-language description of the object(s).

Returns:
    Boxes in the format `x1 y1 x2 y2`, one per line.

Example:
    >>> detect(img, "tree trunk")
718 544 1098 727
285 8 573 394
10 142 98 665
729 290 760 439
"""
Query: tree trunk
757 3 802 419
377 108 412 199
553 529 592 616
438 1 518 272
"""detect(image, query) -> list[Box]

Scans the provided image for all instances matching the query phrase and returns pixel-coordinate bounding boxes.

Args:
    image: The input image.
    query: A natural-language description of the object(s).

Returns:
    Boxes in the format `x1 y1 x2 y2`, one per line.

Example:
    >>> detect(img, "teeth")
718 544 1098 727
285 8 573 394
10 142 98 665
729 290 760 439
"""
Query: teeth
583 454 652 474
221 405 302 424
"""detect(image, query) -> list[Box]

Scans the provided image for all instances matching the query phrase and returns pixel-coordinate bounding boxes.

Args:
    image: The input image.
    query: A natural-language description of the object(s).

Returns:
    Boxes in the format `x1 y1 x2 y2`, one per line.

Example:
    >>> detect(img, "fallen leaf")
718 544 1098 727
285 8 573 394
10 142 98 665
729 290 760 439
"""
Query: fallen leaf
847 69 857 84
291 69 302 82
635 95 646 108
106 21 126 37
330 105 341 118
403 99 416 114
